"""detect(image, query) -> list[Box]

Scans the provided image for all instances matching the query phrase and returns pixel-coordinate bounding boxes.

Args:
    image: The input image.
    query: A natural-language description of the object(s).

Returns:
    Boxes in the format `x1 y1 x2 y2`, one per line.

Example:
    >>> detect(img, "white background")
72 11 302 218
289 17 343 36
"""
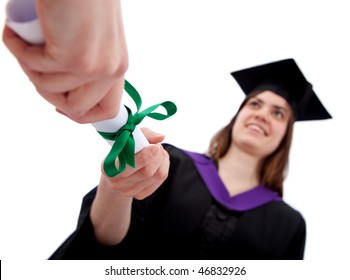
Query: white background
0 0 349 270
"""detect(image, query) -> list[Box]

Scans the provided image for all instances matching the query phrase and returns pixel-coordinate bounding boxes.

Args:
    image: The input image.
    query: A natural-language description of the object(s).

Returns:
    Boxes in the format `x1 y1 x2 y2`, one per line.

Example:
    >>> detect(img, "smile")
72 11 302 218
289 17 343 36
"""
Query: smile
245 123 268 136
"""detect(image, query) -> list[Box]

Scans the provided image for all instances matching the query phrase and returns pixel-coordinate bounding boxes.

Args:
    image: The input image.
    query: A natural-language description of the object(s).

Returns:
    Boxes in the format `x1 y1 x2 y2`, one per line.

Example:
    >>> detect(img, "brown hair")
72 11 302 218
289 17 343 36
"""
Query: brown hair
207 92 295 197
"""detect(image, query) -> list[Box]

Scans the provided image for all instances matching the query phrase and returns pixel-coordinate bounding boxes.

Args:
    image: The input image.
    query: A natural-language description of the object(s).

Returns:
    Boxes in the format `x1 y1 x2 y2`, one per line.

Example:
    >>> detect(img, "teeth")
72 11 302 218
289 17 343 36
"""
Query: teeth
247 124 265 135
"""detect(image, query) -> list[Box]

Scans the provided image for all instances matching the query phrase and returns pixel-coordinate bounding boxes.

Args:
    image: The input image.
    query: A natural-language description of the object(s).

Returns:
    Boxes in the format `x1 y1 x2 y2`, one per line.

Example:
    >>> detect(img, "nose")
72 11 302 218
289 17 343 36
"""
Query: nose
254 108 269 123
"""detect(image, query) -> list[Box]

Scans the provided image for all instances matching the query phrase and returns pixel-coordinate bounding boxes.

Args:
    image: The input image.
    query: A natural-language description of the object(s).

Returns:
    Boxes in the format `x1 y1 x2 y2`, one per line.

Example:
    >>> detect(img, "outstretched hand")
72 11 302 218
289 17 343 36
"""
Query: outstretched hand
100 127 169 200
3 0 128 123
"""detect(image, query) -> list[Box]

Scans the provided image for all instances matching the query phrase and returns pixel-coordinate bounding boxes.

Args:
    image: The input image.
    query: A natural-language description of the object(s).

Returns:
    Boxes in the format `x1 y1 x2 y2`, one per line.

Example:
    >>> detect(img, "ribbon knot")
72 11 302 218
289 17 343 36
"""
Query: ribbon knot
98 80 177 177
122 123 136 133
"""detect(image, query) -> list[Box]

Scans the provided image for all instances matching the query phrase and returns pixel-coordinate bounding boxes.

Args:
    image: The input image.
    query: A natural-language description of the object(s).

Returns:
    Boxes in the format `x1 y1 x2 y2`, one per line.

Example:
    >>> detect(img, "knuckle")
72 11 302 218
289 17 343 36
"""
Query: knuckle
76 57 99 75
120 188 134 197
154 166 169 181
100 48 129 75
34 84 48 96
99 58 129 78
103 107 120 120
134 195 143 201
113 56 129 76
136 183 162 201
63 101 90 121
33 83 54 97
134 193 146 200
72 117 90 124
140 165 155 178
134 188 153 201
163 149 170 161
135 149 152 166
64 107 86 121
55 53 94 75
69 54 129 78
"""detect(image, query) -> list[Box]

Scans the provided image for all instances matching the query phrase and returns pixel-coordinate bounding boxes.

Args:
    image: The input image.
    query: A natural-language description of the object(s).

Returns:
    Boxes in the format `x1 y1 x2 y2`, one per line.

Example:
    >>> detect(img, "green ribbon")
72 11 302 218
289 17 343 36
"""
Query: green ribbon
97 80 177 177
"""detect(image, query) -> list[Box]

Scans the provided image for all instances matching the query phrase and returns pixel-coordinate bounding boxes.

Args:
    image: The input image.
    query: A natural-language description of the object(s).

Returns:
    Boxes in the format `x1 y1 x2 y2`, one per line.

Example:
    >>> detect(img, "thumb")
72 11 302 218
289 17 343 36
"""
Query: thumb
140 127 165 144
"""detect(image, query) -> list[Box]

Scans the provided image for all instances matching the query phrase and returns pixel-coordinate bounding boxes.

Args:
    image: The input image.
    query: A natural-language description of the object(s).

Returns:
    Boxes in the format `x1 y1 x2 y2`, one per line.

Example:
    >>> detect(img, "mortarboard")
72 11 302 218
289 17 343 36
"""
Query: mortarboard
231 58 332 121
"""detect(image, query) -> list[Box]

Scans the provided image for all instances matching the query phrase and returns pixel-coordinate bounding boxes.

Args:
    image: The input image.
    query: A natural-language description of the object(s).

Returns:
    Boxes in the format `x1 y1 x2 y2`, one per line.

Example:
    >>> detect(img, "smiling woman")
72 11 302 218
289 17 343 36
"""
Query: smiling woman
232 92 292 157
213 90 294 199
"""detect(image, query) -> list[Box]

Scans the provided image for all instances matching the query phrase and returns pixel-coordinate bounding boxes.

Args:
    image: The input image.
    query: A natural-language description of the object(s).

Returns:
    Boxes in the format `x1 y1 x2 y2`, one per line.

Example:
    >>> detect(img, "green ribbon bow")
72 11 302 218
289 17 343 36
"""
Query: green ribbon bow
97 80 177 177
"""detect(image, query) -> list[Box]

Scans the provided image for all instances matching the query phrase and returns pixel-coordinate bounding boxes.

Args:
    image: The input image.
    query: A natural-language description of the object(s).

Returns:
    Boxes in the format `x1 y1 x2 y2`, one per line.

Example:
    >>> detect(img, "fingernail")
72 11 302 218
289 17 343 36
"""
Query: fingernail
155 132 165 137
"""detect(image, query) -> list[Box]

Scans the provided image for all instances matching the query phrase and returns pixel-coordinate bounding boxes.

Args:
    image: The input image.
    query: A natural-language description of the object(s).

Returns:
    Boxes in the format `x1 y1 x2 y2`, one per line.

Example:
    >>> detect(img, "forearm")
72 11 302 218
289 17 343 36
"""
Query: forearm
90 138 169 246
90 175 133 246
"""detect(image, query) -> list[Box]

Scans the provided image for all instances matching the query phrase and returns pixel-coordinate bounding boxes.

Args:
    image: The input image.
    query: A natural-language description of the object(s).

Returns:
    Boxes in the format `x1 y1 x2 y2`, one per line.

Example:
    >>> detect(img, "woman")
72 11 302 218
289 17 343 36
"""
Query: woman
50 59 331 260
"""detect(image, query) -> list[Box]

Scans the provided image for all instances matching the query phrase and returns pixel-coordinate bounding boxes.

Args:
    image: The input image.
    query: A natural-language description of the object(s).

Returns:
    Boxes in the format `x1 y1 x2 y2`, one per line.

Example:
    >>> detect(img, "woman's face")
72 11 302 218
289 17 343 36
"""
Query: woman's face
232 91 292 158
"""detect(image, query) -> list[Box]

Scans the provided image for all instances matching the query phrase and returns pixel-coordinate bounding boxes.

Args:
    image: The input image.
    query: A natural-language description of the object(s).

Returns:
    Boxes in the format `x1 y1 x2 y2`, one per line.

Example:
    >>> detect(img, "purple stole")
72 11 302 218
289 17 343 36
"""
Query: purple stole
183 150 282 211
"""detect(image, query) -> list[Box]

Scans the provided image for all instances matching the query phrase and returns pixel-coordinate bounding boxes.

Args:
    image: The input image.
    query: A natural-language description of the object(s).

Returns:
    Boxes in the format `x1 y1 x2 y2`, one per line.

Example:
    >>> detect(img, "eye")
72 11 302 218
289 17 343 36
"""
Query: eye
273 109 285 120
248 100 260 108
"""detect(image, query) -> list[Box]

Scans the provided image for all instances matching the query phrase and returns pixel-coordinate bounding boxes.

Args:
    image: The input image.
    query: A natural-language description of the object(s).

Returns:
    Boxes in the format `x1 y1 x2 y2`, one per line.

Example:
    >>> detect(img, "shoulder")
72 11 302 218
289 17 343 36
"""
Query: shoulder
244 200 306 246
162 143 190 158
162 143 197 167
161 144 214 178
162 143 209 164
157 144 210 196
263 200 306 228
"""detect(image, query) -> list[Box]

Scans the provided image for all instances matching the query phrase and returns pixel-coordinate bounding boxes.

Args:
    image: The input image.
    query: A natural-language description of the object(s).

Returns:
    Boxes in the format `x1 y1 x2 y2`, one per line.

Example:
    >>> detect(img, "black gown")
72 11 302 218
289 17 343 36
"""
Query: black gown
49 144 306 260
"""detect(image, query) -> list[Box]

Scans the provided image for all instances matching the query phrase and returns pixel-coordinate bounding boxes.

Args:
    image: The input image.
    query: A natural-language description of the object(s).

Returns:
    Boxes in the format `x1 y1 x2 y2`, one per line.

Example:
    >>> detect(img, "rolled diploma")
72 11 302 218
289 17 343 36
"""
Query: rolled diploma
91 107 149 153
6 0 149 152
6 0 44 45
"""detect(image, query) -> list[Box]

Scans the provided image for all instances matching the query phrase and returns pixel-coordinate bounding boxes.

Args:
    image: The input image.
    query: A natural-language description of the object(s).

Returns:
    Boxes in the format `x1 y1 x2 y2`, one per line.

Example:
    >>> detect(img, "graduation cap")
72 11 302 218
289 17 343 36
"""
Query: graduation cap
231 58 332 121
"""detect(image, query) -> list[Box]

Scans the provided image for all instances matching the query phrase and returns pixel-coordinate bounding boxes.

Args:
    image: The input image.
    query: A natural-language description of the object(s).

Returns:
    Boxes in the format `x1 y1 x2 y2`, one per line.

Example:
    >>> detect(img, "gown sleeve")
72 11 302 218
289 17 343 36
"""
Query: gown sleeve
283 212 306 259
49 187 147 260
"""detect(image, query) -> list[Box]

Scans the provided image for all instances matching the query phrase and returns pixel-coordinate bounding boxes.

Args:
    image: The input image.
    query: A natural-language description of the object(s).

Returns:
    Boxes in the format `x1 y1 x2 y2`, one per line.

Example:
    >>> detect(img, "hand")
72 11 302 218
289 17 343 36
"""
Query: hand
92 128 168 245
100 128 170 200
2 0 128 123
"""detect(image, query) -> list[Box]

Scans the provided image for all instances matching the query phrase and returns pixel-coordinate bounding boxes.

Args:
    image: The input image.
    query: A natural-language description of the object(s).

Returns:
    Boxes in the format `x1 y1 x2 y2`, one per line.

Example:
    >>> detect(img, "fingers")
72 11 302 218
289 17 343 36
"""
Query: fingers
110 144 163 179
2 26 33 63
141 127 165 144
117 146 169 195
34 83 109 123
64 79 124 123
59 78 116 120
2 19 74 73
2 26 59 72
70 81 124 123
21 70 93 95
102 144 170 199
132 156 170 200
22 69 124 123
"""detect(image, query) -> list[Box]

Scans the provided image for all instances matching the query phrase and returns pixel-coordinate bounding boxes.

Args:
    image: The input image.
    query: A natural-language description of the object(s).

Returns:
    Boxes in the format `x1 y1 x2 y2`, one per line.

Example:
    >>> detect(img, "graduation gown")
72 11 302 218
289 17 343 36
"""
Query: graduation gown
50 144 306 260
